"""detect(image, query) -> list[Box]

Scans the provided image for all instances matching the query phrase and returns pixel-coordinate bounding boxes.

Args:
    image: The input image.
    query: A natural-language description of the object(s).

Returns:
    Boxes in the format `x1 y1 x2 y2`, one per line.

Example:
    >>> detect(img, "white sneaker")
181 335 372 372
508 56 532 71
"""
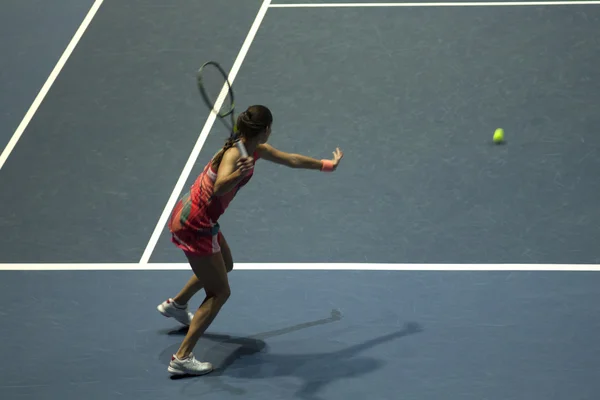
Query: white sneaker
157 298 194 326
168 353 213 376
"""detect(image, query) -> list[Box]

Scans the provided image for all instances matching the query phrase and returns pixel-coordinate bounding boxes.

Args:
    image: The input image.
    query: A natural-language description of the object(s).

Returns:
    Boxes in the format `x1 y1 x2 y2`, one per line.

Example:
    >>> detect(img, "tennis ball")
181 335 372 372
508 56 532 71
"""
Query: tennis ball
493 128 504 144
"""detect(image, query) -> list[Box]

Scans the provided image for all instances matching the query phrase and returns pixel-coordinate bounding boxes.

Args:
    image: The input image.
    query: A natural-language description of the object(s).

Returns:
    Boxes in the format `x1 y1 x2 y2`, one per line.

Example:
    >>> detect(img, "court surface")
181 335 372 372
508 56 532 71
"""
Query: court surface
2 0 600 399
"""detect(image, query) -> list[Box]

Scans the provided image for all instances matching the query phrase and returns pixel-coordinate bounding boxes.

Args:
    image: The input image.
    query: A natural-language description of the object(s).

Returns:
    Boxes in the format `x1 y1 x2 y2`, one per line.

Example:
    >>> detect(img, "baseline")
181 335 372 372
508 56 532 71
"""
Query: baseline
269 1 600 7
1 263 600 271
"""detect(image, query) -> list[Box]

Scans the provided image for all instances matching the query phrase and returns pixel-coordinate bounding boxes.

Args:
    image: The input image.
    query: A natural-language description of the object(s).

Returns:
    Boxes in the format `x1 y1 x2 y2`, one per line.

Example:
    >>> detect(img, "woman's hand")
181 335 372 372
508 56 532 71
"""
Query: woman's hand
236 156 254 176
331 147 344 170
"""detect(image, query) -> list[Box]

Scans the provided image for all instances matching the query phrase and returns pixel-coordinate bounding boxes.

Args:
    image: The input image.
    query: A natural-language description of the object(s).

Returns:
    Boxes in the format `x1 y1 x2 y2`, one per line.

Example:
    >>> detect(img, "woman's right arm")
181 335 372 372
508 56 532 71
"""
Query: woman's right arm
213 149 254 196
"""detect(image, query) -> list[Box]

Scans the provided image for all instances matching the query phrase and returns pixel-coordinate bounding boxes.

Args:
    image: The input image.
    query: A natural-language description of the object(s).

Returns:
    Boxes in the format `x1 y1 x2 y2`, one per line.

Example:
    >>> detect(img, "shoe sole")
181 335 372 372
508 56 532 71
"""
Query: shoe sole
168 365 213 376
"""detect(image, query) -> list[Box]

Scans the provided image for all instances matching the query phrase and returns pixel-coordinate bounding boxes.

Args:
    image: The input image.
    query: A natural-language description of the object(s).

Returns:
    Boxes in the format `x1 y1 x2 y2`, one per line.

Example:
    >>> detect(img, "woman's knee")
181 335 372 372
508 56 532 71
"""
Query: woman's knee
187 251 232 303
218 284 231 301
206 289 231 310
206 285 231 306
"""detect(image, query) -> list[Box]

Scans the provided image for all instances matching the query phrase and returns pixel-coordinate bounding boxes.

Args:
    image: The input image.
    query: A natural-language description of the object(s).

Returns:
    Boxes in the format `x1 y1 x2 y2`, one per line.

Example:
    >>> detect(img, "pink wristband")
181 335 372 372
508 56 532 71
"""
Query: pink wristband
321 159 334 172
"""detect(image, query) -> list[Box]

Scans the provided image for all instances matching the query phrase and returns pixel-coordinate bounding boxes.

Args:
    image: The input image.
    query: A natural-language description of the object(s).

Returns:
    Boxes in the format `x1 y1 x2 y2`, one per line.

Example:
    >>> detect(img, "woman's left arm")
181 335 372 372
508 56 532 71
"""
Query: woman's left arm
256 143 343 171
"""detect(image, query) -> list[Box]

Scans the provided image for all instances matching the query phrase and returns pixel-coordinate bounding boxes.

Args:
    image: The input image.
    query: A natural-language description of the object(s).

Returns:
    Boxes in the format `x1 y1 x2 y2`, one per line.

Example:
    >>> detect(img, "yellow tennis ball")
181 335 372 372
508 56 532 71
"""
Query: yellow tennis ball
493 128 504 143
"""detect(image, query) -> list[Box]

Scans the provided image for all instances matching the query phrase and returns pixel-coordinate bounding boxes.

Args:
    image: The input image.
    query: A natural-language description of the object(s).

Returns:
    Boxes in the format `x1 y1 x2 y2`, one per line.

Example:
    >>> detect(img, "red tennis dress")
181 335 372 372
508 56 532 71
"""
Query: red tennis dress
168 151 259 255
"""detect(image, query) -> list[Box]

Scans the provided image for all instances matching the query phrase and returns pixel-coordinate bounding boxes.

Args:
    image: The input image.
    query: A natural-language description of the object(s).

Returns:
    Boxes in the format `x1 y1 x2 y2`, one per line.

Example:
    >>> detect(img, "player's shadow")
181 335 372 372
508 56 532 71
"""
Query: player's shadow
159 310 422 400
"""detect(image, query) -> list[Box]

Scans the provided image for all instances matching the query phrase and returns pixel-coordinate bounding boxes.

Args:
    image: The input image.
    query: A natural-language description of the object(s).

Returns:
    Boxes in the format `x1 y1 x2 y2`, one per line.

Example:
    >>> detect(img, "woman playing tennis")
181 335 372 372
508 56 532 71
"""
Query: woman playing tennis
157 105 343 376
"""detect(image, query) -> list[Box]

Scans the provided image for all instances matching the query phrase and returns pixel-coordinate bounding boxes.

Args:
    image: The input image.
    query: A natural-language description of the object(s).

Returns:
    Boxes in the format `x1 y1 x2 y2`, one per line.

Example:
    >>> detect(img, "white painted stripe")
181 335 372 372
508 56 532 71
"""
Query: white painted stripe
139 0 273 264
269 1 600 7
0 0 105 170
1 263 600 271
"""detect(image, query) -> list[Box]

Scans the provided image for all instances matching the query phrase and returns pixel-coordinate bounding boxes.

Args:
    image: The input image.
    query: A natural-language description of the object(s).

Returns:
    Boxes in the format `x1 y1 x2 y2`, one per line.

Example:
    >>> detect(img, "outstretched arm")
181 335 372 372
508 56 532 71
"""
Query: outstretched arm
256 143 343 171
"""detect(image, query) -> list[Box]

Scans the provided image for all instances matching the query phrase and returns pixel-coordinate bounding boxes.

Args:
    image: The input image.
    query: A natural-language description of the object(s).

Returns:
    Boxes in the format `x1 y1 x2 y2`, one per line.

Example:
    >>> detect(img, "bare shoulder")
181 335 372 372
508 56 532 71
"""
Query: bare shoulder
216 146 242 173
256 143 275 154
222 145 243 161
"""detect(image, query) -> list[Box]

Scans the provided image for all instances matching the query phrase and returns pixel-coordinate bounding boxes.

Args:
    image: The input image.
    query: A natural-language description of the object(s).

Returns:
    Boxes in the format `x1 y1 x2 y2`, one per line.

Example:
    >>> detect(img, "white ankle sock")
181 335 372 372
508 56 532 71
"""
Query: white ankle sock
171 299 186 309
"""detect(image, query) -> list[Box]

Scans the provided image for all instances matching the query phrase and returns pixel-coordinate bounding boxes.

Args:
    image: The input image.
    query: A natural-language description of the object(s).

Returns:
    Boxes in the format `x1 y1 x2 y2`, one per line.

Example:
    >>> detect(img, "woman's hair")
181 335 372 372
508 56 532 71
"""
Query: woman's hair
211 105 273 169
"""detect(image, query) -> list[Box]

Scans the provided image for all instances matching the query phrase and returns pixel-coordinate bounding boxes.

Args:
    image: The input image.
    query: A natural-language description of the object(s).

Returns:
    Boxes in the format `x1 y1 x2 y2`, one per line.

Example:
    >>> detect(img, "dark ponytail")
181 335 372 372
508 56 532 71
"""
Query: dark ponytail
211 105 273 169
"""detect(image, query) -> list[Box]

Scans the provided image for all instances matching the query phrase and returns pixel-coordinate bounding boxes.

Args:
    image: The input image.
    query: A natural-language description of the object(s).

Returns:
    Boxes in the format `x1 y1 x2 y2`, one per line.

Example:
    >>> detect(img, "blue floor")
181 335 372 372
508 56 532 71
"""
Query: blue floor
2 270 600 400
1 1 600 399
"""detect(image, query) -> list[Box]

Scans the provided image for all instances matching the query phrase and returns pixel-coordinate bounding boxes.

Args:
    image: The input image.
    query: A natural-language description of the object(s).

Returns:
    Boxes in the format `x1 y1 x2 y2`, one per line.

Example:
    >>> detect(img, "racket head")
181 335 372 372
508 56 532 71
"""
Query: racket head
196 61 248 158
197 61 235 123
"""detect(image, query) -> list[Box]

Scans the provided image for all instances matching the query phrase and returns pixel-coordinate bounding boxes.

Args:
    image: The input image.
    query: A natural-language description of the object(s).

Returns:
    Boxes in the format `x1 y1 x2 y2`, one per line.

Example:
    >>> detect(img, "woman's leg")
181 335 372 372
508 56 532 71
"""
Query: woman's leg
158 233 234 326
168 249 232 375
218 233 234 273
174 233 233 301
172 275 204 305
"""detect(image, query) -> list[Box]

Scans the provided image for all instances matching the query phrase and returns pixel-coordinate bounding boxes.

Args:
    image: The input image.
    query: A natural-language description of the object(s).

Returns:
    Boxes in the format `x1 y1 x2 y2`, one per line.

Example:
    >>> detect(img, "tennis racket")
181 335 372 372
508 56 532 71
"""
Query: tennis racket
196 61 249 158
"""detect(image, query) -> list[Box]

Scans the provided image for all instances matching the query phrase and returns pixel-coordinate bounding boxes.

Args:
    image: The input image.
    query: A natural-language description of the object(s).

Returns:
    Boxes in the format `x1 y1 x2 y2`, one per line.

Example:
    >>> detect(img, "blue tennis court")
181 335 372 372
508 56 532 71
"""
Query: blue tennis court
2 0 600 399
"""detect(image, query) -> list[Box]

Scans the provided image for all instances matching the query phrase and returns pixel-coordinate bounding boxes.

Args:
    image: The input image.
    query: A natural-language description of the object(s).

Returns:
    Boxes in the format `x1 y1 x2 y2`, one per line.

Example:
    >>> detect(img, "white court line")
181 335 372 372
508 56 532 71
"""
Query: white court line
269 1 600 7
139 0 273 264
1 263 600 271
0 0 105 171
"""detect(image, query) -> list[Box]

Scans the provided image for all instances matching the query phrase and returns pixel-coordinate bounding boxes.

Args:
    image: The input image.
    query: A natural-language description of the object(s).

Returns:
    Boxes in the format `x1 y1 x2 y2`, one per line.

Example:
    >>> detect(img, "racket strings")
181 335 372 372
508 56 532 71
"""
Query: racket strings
197 61 248 158
198 64 234 118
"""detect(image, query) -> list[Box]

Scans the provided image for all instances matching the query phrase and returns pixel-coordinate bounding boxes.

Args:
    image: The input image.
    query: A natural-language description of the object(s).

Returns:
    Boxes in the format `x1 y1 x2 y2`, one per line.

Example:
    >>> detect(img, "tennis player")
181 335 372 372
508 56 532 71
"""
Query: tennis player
157 105 343 376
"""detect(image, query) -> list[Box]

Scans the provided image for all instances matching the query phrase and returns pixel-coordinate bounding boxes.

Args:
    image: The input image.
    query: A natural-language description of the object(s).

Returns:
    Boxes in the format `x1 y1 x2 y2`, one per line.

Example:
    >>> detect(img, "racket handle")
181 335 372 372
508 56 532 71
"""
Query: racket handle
235 140 249 158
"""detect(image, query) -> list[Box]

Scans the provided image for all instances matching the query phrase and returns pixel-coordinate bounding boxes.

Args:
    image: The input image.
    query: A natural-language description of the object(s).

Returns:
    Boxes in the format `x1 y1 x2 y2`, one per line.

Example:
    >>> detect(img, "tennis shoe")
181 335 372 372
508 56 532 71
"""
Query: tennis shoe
157 298 194 326
168 353 213 376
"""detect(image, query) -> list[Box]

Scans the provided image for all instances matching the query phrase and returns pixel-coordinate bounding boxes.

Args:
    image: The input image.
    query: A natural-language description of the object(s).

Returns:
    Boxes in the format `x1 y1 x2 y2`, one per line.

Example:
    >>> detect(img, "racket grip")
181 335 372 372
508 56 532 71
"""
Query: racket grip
235 140 249 158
